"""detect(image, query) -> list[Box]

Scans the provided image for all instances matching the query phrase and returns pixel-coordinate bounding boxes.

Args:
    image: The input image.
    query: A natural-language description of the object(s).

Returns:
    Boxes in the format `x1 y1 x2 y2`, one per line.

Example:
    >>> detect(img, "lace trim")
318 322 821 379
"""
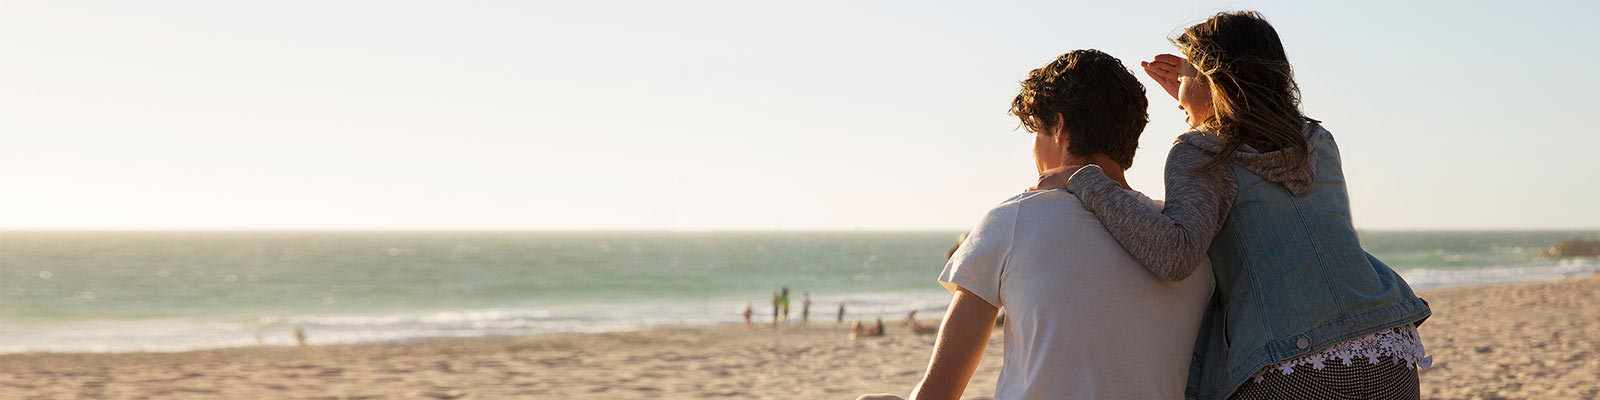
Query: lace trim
1252 324 1432 383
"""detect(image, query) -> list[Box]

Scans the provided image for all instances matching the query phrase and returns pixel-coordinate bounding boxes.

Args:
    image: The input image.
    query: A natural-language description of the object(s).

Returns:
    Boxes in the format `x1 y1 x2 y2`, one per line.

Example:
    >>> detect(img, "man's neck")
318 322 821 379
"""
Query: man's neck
1084 154 1132 190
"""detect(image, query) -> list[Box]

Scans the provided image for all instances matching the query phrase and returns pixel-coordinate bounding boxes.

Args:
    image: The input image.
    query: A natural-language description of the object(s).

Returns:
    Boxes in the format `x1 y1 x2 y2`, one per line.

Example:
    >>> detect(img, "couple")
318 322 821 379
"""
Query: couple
904 11 1431 400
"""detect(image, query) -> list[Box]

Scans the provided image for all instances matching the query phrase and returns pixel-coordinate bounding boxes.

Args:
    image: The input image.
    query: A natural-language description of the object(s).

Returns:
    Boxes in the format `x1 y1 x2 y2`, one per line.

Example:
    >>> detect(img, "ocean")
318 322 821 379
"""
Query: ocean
2 230 1596 353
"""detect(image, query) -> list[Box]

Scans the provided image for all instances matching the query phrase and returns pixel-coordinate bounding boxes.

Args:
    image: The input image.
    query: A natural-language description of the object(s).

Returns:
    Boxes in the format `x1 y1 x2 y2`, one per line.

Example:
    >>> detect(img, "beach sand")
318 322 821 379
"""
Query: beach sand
3 275 1597 399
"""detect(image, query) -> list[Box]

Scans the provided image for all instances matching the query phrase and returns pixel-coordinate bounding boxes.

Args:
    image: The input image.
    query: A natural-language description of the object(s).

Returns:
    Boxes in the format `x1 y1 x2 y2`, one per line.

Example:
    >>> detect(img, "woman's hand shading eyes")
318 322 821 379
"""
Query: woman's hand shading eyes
1140 54 1185 101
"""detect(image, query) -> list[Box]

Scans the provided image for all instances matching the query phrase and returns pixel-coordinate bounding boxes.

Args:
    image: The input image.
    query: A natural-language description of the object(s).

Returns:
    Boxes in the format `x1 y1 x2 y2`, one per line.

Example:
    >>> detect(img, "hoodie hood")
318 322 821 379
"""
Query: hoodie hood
1176 122 1327 196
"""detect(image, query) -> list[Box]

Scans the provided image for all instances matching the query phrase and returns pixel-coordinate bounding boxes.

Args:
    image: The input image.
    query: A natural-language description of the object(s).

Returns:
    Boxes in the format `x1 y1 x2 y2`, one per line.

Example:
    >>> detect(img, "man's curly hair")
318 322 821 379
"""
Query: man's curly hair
1009 49 1148 168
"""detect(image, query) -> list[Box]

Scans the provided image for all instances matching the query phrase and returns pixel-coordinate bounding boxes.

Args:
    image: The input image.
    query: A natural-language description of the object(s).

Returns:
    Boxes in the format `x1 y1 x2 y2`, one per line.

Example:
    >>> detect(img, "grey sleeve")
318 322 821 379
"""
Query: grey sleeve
1064 143 1238 281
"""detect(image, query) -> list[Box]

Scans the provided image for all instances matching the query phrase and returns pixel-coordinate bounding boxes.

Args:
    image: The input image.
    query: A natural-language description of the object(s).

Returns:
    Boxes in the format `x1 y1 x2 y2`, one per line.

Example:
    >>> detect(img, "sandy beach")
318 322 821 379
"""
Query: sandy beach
3 275 1597 400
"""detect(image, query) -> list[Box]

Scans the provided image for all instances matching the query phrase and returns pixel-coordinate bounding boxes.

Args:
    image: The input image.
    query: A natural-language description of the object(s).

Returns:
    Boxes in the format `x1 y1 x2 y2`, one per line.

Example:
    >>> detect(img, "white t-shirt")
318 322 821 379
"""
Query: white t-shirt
939 189 1214 400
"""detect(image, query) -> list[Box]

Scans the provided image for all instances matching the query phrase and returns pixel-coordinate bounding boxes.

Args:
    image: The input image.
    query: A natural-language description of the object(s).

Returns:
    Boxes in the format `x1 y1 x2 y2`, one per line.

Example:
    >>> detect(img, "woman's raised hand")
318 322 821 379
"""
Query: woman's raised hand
1140 54 1184 101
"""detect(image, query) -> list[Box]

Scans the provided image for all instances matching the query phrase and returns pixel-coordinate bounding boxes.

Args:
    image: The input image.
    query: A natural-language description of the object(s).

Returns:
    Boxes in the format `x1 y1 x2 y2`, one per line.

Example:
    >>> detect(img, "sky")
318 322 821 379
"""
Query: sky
1 1 1596 230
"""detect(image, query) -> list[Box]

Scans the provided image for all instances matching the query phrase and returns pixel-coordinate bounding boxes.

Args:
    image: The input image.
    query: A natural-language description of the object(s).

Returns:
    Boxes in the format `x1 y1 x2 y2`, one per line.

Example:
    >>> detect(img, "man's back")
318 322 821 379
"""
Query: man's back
939 189 1213 399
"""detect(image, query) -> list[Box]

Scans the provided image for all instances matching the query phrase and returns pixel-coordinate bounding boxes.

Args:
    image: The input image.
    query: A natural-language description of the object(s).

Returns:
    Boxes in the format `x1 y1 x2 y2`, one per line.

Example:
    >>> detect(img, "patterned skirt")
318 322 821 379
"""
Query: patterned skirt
1229 354 1420 400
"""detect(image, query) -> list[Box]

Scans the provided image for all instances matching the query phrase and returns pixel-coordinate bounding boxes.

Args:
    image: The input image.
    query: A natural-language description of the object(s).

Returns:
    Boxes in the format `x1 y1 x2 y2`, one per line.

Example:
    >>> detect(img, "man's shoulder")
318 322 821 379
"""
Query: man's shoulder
962 192 1069 244
1005 189 1161 233
976 190 1082 224
970 190 1159 239
1005 189 1158 213
1000 189 1081 207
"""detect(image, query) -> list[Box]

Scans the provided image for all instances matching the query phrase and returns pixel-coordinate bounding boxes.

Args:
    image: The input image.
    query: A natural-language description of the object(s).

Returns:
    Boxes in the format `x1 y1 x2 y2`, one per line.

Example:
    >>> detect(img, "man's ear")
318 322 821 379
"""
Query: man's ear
1050 113 1069 147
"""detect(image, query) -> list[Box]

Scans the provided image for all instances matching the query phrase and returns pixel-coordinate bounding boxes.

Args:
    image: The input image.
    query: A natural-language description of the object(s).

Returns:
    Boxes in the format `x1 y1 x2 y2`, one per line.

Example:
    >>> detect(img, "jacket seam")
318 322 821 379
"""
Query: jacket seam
1285 186 1335 358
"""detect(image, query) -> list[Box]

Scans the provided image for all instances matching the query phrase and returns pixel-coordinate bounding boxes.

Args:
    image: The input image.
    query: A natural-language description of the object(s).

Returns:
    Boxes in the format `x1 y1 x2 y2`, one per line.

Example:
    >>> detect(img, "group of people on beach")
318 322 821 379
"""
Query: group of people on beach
742 286 850 327
877 10 1433 400
740 287 940 340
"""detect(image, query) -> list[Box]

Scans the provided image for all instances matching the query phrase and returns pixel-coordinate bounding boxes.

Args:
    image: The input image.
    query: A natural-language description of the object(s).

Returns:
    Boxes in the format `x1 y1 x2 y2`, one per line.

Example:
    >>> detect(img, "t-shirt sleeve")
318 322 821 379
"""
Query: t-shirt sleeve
937 200 1017 308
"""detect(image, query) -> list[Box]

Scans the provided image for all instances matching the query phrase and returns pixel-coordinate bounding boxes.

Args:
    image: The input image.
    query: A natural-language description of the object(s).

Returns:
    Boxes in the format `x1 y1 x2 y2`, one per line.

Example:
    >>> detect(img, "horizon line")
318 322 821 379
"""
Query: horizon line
3 227 1599 233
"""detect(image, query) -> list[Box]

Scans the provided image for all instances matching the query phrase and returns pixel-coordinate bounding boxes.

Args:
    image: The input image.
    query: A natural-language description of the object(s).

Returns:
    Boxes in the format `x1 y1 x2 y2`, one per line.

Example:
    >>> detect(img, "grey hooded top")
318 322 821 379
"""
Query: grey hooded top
1063 124 1326 281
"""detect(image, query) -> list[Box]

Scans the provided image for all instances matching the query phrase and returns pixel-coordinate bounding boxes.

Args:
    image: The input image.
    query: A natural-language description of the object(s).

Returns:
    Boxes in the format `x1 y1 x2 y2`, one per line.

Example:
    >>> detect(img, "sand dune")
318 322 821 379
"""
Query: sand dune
3 275 1597 399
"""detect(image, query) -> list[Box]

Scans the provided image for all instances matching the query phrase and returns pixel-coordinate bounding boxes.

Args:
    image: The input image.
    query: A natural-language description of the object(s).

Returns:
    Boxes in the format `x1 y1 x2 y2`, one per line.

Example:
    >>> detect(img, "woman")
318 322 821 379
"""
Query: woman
1037 11 1432 399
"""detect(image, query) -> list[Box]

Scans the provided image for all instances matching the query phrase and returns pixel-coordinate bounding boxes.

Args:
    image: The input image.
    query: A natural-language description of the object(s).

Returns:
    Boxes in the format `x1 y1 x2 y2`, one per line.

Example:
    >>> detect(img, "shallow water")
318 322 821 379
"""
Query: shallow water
1 230 1594 352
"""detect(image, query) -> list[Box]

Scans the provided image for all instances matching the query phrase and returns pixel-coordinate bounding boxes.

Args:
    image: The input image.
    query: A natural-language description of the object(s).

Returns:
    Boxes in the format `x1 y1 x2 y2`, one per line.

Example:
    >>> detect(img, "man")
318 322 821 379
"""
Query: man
780 286 791 324
771 290 781 327
905 50 1214 399
801 291 812 324
743 303 753 326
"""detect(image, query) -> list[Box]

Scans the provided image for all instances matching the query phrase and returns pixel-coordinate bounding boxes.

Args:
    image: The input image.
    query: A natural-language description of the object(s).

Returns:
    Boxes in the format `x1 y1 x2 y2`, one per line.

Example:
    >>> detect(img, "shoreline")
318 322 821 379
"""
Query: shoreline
3 274 1597 399
1 272 1594 357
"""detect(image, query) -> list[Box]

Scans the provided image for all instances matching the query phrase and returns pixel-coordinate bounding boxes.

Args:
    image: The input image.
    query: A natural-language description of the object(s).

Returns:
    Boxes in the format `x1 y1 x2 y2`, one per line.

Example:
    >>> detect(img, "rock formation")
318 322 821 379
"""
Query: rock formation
1537 239 1600 259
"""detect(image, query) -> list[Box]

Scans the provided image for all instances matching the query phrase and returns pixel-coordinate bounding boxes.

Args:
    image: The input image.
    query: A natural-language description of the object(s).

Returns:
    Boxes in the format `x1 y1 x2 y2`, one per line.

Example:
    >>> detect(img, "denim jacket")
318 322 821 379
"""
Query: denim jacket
1063 122 1431 399
1182 124 1430 399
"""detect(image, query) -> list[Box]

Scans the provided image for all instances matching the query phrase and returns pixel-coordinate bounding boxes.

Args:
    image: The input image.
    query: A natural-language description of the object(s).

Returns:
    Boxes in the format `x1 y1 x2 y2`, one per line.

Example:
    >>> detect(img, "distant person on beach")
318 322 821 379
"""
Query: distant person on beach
780 287 791 324
850 319 883 339
1032 12 1432 399
947 233 1004 328
771 290 781 327
743 303 753 326
909 49 1213 399
849 318 887 339
945 232 968 260
294 325 308 346
801 291 812 324
837 303 846 325
905 310 932 333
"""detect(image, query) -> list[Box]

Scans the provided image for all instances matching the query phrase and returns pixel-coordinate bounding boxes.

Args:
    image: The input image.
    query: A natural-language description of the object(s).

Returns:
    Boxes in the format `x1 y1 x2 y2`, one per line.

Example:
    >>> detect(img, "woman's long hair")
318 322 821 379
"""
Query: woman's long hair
1177 10 1309 171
